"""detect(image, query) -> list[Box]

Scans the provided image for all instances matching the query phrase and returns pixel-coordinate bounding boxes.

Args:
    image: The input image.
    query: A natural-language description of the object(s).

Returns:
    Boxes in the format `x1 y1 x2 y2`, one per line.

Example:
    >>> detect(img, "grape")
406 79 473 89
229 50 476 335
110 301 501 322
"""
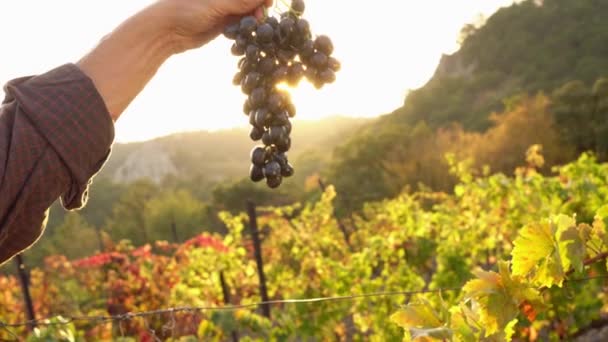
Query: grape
242 72 261 94
272 66 289 83
279 17 296 37
281 163 295 177
311 52 328 68
264 161 282 178
249 88 267 108
262 131 273 146
286 102 296 118
250 126 264 141
256 23 274 44
239 16 258 35
288 62 305 86
266 16 279 28
244 100 253 116
276 136 291 153
266 175 283 188
245 44 260 60
223 23 240 40
267 93 284 113
314 35 334 55
299 40 315 59
296 19 311 39
274 152 289 169
232 72 244 86
258 57 276 75
249 111 257 126
269 125 285 143
273 112 290 126
292 0 306 14
319 69 336 84
231 43 246 56
251 146 267 166
250 165 265 182
284 120 293 134
254 108 271 128
223 0 340 188
328 57 341 72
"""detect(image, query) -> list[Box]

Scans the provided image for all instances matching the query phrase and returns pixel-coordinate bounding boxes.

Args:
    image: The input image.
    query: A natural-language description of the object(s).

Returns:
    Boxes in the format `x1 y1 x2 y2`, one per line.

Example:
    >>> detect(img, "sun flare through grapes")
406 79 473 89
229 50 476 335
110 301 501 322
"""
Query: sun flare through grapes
223 0 340 189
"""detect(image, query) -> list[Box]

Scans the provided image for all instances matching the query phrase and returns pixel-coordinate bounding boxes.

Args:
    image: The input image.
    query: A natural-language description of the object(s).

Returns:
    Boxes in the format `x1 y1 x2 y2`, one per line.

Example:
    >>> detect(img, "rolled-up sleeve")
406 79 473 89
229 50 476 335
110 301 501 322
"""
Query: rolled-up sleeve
0 64 114 265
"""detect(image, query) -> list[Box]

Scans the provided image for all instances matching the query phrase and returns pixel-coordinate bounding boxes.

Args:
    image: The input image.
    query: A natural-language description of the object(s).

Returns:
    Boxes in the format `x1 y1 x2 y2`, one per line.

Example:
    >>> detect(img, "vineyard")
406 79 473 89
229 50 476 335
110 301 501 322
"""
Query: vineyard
2 147 608 341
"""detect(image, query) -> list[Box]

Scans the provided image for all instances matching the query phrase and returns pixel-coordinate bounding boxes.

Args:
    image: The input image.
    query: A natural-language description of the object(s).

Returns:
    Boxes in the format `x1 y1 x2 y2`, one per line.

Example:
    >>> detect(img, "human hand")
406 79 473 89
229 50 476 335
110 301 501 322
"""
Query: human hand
156 0 273 53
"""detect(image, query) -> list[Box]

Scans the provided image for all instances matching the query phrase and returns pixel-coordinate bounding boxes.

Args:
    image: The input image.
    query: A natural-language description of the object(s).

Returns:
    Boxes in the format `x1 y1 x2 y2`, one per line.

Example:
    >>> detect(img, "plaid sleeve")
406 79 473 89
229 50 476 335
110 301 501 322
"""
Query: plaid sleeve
0 63 114 266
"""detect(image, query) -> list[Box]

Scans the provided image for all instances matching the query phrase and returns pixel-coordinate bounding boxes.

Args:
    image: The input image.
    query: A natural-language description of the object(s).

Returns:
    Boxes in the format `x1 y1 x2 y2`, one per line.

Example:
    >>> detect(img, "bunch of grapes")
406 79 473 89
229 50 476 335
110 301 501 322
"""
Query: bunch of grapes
223 0 340 188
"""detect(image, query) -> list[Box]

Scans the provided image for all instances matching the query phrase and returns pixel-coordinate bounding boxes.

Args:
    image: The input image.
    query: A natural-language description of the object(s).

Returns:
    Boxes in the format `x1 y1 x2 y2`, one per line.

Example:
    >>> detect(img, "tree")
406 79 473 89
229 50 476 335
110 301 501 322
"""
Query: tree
104 180 158 246
40 212 100 260
592 78 608 159
144 189 211 242
552 78 608 160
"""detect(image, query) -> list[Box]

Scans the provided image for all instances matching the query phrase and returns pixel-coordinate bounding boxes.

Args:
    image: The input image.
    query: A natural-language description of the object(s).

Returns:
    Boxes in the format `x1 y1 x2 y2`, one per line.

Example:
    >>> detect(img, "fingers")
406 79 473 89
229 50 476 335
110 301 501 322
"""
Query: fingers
252 0 272 20
254 7 265 19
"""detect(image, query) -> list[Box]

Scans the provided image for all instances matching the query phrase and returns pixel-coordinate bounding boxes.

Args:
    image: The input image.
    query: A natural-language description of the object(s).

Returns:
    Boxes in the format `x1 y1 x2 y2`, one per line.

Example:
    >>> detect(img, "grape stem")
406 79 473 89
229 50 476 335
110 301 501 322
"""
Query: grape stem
277 0 303 16
566 251 608 277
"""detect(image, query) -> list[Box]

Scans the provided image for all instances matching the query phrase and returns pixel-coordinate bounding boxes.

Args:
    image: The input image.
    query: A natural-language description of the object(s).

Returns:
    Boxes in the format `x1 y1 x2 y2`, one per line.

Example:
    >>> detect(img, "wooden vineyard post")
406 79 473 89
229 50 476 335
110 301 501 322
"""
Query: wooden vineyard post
14 254 36 331
95 226 104 252
171 215 179 243
219 271 240 342
318 178 353 251
246 201 271 319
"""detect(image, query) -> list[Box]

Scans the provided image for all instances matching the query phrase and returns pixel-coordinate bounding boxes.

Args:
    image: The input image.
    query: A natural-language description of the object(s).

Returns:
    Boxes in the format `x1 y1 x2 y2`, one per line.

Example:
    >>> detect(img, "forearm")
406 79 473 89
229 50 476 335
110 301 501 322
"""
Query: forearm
0 65 114 266
77 3 176 121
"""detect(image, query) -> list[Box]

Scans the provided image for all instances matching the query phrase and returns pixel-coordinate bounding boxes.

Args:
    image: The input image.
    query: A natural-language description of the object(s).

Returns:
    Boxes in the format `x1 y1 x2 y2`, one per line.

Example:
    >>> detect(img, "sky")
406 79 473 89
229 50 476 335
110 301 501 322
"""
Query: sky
0 0 515 143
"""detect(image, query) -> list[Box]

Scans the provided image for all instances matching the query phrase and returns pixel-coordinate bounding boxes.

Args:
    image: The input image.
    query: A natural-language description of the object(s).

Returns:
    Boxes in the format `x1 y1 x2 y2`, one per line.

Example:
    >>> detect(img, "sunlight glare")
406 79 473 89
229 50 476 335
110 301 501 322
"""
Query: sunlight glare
0 0 515 142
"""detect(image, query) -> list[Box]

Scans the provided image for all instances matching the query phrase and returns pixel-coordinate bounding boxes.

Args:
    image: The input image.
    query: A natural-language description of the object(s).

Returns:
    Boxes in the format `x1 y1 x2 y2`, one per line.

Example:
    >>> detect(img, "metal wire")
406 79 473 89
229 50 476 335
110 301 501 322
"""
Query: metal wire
2 274 607 330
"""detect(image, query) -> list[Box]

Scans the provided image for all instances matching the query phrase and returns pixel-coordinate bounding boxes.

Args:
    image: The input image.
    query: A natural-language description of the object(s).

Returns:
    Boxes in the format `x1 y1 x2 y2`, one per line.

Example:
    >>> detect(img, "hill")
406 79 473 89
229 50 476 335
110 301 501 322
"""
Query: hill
97 115 369 185
325 0 608 212
44 116 369 232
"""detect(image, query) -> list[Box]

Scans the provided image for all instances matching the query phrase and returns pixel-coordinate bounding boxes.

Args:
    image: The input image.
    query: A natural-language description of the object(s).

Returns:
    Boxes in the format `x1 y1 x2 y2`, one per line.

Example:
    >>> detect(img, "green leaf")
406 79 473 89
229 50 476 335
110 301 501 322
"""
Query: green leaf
462 262 539 336
593 206 608 247
498 262 542 308
511 219 555 280
391 300 451 341
503 319 518 342
450 304 482 341
511 215 584 287
391 300 443 328
409 327 453 341
557 222 585 274
462 268 517 336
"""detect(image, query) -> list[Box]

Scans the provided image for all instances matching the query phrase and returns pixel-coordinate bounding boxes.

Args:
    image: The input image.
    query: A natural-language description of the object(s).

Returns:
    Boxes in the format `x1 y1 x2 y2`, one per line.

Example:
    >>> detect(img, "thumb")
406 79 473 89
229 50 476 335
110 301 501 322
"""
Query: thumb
226 0 273 17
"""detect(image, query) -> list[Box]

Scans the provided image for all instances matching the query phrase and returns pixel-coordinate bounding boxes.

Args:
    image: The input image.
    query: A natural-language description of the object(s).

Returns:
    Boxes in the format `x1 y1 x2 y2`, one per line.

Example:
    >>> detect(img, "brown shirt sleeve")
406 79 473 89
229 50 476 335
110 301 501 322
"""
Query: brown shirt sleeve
0 64 114 266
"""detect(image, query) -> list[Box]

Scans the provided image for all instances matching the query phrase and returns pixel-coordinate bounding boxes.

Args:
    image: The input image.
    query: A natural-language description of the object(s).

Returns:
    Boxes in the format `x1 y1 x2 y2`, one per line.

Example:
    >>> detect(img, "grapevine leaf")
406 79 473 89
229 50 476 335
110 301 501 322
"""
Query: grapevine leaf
557 221 585 274
498 261 542 310
409 327 453 341
450 304 482 341
511 220 555 280
391 300 451 341
512 215 583 287
503 319 518 341
463 269 517 335
390 300 443 328
592 205 608 247
462 262 537 336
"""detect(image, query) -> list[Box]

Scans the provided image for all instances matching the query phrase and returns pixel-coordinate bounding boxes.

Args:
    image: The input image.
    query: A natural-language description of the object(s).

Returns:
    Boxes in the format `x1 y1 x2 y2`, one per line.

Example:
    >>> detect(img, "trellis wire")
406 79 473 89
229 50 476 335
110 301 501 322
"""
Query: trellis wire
1 274 607 333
